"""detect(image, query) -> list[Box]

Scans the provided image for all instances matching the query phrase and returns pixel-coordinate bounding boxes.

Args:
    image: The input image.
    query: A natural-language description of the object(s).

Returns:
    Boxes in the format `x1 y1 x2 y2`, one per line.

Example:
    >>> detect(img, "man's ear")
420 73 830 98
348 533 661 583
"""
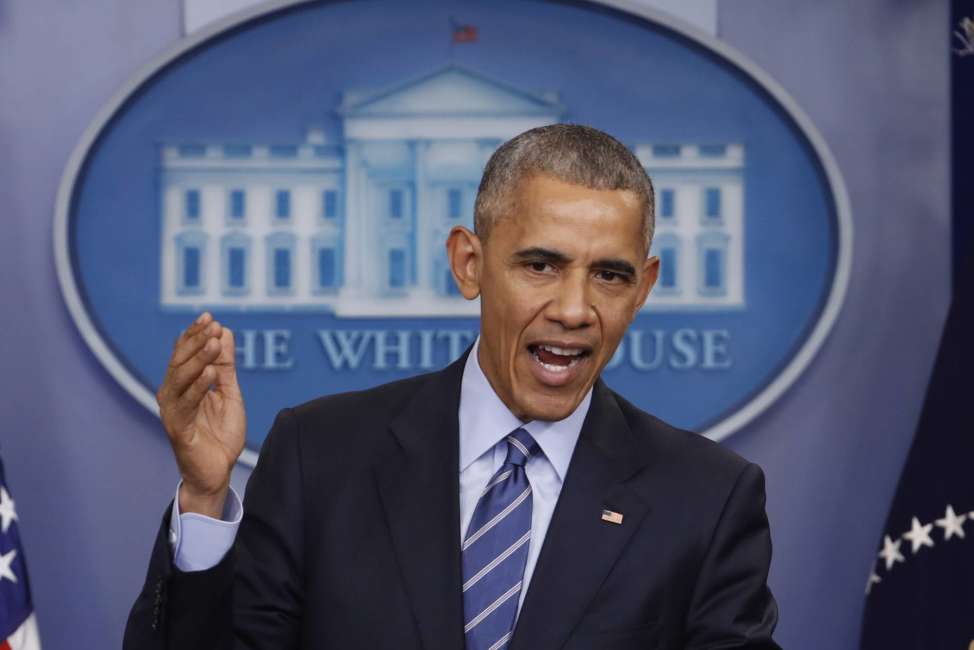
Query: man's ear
446 226 483 300
633 255 660 317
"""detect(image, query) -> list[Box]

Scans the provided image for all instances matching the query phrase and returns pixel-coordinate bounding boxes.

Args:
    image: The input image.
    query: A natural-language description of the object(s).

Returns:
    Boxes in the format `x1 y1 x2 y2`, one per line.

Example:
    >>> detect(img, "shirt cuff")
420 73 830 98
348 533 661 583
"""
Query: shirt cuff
169 480 243 572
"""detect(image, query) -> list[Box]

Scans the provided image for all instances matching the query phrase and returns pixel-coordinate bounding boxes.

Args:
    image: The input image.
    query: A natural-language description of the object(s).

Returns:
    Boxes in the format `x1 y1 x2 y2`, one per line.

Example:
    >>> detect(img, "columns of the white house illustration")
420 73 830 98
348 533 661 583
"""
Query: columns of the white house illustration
160 183 173 303
414 140 433 297
342 141 365 297
722 181 743 304
158 140 745 313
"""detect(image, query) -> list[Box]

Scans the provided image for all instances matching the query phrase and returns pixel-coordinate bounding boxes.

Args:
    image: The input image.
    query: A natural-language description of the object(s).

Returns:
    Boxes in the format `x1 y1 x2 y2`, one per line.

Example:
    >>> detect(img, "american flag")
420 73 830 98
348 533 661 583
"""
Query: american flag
451 20 478 44
0 457 40 650
860 8 974 644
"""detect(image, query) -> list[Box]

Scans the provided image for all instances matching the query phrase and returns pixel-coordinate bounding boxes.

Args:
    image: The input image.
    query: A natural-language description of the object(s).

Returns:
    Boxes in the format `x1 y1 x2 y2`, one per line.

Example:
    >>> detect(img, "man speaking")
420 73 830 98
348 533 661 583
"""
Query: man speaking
124 124 780 649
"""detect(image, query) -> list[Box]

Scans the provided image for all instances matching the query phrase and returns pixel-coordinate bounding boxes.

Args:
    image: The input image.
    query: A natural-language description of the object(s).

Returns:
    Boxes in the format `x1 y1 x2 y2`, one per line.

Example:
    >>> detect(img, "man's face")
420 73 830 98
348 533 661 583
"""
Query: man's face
464 173 658 422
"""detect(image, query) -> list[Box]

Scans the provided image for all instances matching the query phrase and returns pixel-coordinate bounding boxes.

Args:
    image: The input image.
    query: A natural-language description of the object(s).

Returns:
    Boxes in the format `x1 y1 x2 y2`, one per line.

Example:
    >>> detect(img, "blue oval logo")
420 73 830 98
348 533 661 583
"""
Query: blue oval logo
55 0 851 465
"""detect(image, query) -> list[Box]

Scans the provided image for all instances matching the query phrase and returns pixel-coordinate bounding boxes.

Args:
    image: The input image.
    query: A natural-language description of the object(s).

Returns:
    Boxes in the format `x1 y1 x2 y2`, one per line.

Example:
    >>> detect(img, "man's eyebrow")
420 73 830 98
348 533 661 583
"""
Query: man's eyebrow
594 258 637 276
513 248 637 276
512 247 573 264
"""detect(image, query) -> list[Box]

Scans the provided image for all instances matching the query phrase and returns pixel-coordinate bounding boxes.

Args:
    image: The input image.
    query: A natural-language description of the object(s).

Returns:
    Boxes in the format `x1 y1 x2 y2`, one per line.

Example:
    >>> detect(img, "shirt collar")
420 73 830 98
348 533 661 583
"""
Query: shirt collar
458 337 592 481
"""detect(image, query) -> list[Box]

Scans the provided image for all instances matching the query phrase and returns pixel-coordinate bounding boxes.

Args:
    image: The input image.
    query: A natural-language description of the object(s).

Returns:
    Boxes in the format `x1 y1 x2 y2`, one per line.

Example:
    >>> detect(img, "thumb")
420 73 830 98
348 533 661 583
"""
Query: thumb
214 328 241 395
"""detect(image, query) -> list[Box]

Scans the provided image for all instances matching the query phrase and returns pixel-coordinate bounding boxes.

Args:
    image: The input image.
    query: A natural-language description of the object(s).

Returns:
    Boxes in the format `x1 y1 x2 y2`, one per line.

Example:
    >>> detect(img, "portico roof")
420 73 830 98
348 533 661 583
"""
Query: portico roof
339 65 563 141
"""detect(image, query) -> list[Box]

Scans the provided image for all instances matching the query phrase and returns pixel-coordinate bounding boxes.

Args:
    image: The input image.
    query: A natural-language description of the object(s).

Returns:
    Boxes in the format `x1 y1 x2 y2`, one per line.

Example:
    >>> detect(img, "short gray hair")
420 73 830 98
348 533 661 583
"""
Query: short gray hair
474 123 655 249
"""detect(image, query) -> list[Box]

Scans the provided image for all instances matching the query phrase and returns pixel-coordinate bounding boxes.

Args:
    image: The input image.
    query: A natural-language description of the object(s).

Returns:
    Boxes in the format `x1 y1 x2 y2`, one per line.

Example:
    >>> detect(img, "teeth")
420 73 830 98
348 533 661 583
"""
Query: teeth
532 348 584 373
539 360 574 373
539 344 584 357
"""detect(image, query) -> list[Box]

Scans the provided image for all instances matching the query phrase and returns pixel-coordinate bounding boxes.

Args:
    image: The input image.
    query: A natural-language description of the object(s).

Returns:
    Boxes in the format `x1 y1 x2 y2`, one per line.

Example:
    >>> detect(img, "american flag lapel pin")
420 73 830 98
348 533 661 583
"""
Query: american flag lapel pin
601 509 624 525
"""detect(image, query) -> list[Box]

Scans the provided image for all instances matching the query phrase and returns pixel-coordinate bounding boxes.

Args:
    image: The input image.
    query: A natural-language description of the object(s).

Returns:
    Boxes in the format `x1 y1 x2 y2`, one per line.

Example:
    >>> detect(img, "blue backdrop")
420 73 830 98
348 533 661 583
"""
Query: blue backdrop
0 1 950 648
68 0 836 453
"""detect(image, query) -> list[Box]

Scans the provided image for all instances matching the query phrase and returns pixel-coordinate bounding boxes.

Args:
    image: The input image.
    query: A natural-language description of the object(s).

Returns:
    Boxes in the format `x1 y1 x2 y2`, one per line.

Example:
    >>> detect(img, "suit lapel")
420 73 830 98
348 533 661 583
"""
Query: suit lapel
374 353 467 650
511 380 653 650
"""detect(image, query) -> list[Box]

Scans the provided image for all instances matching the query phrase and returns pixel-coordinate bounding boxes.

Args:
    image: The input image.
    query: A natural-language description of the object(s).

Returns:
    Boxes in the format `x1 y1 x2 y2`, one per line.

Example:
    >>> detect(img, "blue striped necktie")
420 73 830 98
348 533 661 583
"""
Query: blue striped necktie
461 427 539 650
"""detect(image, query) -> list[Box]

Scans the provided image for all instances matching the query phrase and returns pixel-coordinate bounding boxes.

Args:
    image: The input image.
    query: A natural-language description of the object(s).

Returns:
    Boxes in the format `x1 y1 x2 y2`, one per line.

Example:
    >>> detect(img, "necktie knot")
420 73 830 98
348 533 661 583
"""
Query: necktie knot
504 428 539 467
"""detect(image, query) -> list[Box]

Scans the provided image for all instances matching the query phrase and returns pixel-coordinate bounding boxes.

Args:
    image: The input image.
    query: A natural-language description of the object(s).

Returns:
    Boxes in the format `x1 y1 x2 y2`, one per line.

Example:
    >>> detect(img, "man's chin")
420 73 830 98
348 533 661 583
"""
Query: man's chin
515 388 590 422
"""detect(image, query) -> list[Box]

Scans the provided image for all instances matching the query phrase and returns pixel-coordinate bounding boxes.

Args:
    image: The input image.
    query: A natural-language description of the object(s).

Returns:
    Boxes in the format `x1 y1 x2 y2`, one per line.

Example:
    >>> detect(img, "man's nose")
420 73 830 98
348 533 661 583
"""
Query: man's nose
546 272 594 329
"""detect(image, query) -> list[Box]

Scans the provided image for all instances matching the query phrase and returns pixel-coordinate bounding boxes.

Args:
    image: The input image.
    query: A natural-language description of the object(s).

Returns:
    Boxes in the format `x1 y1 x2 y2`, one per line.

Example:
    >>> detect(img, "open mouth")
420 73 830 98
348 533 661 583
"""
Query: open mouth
527 343 591 374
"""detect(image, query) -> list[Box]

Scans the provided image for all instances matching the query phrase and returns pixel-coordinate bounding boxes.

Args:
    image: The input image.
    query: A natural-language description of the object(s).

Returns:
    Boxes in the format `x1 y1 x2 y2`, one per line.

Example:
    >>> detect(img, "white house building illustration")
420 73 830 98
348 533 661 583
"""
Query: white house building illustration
159 65 744 316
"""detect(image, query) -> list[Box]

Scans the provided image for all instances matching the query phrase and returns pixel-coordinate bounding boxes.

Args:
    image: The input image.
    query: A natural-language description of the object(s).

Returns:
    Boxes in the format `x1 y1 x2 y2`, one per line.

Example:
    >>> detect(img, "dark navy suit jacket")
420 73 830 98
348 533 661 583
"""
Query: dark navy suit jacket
124 349 780 649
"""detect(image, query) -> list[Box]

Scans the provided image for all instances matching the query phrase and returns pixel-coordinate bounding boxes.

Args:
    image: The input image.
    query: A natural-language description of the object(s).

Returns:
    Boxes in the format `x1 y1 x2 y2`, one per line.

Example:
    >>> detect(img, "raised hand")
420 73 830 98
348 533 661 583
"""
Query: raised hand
157 313 246 518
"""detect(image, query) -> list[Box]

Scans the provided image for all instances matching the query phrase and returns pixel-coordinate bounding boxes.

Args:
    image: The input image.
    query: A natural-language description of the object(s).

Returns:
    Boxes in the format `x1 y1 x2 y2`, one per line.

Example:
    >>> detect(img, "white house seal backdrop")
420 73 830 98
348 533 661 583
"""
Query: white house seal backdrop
55 0 850 464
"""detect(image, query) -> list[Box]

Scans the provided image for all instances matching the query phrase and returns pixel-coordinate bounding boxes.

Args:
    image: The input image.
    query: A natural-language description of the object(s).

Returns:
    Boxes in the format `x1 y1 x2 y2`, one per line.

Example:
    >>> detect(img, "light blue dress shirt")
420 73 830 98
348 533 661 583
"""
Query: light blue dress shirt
171 337 592 614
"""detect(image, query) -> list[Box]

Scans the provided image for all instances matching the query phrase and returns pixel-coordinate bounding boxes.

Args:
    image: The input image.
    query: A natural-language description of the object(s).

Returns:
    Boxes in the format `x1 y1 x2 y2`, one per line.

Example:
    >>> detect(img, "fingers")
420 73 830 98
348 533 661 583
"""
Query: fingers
167 336 222 400
171 314 223 368
174 311 211 348
180 363 217 412
158 314 224 408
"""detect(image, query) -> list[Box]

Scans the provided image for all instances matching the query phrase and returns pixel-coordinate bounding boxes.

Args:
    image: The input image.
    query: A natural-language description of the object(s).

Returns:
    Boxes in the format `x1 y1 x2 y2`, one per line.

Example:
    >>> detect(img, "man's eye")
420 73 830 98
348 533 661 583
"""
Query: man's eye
528 262 552 273
597 270 627 283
